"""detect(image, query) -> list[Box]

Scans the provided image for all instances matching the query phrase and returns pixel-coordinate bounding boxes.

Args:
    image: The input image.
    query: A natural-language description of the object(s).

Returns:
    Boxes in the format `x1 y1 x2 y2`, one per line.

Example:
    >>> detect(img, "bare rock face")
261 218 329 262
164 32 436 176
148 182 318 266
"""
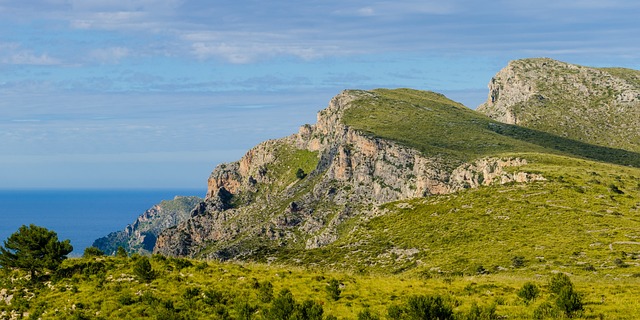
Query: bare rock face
154 90 545 259
477 58 640 152
93 196 202 255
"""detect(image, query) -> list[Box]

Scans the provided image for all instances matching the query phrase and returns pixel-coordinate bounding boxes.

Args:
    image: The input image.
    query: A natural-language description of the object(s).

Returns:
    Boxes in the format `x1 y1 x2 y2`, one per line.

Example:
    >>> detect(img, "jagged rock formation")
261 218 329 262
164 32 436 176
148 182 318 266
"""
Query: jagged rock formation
477 58 640 152
93 196 202 255
154 90 545 259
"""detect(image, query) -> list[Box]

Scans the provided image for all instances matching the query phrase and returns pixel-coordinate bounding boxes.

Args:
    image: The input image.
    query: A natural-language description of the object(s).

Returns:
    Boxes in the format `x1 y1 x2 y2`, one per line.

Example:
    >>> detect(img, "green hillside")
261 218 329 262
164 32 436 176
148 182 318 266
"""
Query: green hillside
477 58 640 153
274 153 640 276
2 254 639 319
343 88 640 168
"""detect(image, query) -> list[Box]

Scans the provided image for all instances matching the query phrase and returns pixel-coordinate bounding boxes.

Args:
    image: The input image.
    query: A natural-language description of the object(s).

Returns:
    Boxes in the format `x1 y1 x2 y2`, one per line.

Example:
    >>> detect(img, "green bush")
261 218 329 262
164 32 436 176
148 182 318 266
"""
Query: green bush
83 247 104 258
555 286 583 317
465 302 498 320
533 301 560 319
235 300 257 320
296 168 307 179
357 309 380 320
257 281 274 303
291 300 324 320
548 273 573 295
204 288 227 305
115 246 128 258
547 273 583 317
326 279 341 301
133 256 156 282
268 289 297 320
511 256 525 268
406 295 453 320
517 282 540 304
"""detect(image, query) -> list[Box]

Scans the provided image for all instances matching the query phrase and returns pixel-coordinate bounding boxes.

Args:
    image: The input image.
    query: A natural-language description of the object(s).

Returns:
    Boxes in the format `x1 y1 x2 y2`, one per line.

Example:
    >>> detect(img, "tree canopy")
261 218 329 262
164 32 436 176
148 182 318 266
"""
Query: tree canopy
0 224 73 280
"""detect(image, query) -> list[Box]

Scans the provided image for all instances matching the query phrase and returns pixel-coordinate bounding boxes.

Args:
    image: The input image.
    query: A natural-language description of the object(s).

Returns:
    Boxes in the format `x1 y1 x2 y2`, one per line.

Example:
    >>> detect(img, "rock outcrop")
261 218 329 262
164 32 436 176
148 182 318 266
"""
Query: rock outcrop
477 58 640 152
154 90 544 259
93 196 202 255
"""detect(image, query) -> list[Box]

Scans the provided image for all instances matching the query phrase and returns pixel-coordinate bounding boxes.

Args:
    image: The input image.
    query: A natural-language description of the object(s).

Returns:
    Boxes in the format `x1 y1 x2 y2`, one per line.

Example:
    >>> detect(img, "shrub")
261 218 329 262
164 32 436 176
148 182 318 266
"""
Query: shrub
555 286 583 317
291 300 324 320
268 289 297 320
115 246 128 258
257 281 274 303
387 305 404 319
171 257 193 269
133 256 156 282
83 247 104 258
465 302 498 320
357 309 380 320
403 295 454 320
326 279 341 301
547 273 583 317
117 293 136 306
183 287 202 301
511 256 525 268
609 184 624 194
236 301 257 320
548 273 573 295
532 302 560 320
204 288 227 305
517 282 540 304
296 168 307 179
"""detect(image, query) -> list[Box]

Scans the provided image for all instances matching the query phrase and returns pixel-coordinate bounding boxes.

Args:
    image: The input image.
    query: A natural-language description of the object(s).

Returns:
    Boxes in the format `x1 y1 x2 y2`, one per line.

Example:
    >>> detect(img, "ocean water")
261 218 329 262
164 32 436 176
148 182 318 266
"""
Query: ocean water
0 189 204 256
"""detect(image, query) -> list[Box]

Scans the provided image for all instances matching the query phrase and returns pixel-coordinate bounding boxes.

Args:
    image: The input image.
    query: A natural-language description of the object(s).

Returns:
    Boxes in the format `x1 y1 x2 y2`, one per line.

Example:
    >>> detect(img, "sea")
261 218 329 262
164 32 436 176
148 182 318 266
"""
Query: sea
0 189 204 256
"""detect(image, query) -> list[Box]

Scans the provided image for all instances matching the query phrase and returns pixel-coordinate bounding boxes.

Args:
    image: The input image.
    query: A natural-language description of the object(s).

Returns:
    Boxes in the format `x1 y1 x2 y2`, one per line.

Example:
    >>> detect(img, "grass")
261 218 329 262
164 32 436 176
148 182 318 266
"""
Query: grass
2 255 640 319
342 88 640 169
484 59 640 153
265 153 640 278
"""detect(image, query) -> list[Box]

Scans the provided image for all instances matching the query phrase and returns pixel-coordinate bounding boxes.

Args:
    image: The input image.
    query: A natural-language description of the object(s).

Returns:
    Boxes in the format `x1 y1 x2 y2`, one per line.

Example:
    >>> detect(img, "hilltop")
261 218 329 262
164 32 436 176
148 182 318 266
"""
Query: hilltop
477 58 640 152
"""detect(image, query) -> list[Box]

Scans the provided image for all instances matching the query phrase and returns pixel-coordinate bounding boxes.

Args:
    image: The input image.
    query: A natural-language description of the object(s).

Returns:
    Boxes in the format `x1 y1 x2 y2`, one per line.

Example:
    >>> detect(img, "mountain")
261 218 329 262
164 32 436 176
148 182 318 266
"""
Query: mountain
153 63 639 276
477 58 640 153
153 89 550 259
93 195 201 255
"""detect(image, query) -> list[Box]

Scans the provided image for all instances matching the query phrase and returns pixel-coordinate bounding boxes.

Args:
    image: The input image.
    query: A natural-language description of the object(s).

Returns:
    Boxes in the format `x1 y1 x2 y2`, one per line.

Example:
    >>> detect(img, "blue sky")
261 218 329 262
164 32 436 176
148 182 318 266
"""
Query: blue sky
1 0 639 190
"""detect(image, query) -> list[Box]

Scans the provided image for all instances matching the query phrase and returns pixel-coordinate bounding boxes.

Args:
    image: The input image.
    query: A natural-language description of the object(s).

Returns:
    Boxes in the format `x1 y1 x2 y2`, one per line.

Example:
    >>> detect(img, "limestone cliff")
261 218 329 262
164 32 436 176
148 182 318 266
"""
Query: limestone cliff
154 90 544 259
477 58 640 152
93 196 202 255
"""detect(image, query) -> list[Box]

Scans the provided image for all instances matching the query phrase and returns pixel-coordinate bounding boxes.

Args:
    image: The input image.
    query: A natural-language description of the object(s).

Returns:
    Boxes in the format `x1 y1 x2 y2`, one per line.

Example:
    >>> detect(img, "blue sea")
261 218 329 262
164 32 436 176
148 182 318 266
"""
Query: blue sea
0 189 204 256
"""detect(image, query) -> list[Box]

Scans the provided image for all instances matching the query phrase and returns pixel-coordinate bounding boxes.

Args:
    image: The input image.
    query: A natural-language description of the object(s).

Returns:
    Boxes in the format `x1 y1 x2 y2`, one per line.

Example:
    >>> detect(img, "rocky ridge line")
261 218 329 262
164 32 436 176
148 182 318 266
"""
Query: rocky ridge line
477 58 640 152
154 90 544 259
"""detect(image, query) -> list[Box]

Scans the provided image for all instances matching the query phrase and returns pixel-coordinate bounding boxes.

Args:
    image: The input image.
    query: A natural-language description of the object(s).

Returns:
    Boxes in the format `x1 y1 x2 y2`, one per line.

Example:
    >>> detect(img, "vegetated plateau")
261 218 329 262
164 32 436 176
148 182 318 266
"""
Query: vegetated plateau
2 58 640 319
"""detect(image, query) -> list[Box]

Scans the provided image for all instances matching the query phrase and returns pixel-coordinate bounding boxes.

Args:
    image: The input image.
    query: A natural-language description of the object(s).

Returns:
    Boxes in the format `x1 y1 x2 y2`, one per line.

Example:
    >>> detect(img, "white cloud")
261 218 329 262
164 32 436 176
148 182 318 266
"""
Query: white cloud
186 31 338 63
0 46 61 65
356 7 375 16
89 46 130 63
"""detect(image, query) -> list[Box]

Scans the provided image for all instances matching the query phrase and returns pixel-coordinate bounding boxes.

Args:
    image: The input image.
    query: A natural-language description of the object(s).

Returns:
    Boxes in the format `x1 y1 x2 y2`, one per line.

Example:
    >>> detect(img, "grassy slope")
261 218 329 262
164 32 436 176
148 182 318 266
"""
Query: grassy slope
3 256 640 319
501 60 640 153
342 88 640 169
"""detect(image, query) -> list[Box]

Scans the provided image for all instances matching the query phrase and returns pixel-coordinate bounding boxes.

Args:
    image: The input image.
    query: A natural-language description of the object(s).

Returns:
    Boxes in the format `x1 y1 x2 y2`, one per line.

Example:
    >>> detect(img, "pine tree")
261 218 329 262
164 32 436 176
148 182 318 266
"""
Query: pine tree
0 224 73 281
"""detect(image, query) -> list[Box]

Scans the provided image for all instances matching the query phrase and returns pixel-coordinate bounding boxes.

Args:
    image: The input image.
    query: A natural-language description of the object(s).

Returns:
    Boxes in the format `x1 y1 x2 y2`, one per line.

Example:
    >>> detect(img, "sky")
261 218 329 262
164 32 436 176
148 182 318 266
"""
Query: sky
1 0 639 190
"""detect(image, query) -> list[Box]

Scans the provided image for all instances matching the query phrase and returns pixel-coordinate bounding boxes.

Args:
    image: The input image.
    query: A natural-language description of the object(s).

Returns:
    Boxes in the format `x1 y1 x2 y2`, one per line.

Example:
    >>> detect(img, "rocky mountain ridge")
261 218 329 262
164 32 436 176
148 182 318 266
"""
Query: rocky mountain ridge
477 58 640 152
154 89 546 259
93 195 201 255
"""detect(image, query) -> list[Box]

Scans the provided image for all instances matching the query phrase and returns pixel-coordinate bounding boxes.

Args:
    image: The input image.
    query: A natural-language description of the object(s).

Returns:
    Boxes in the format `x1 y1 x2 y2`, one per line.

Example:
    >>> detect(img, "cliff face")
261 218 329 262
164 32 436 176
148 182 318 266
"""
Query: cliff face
477 58 640 152
154 90 544 259
93 196 202 255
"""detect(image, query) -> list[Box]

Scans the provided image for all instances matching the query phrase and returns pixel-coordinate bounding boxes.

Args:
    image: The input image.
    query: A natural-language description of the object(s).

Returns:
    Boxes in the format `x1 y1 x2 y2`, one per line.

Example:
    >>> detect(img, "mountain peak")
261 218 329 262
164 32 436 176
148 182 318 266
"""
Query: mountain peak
477 58 640 152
